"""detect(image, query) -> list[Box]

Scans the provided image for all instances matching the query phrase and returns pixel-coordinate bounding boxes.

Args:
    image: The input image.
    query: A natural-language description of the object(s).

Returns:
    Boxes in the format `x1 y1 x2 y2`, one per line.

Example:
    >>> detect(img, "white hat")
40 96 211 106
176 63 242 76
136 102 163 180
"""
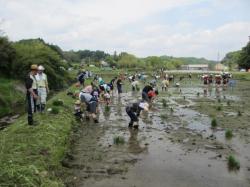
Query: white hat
38 65 45 71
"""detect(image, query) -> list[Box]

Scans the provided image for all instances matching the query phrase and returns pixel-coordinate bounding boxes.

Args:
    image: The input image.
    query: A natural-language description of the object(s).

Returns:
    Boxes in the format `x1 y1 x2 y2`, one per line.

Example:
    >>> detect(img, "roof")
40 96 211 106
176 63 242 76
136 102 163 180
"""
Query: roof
185 64 209 68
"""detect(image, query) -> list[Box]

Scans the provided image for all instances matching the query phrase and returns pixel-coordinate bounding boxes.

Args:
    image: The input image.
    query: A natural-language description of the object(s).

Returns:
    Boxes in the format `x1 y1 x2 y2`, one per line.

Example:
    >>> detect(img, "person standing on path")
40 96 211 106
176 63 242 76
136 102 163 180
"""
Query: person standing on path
25 64 39 125
35 65 49 112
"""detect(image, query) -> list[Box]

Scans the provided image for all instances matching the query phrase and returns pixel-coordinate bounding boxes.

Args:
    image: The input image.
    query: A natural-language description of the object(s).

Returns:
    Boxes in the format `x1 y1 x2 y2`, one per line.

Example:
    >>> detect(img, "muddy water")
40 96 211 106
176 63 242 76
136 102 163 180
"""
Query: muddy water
66 83 250 187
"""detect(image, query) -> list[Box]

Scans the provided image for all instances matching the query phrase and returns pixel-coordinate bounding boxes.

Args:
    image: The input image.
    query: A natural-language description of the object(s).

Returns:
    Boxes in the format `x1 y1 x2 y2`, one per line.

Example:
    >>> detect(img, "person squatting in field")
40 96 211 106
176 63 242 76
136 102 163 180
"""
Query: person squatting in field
79 89 99 123
126 101 149 129
142 85 159 103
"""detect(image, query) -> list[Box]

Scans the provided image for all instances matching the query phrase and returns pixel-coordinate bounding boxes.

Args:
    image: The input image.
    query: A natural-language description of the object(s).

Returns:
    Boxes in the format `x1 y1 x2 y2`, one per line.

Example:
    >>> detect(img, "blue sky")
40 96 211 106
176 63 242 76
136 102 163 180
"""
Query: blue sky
0 0 250 60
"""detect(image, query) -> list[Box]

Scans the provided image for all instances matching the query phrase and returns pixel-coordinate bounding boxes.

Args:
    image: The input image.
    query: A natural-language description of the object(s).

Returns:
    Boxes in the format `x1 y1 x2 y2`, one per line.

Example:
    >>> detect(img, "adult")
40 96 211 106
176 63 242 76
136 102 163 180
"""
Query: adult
77 69 86 86
142 85 158 102
25 64 39 125
161 79 169 91
131 80 140 91
35 65 49 112
126 101 149 129
79 90 99 123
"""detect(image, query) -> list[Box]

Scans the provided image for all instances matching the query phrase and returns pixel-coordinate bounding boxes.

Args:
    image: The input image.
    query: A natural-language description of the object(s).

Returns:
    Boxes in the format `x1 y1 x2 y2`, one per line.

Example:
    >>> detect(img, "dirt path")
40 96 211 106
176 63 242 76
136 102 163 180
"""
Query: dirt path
64 82 250 187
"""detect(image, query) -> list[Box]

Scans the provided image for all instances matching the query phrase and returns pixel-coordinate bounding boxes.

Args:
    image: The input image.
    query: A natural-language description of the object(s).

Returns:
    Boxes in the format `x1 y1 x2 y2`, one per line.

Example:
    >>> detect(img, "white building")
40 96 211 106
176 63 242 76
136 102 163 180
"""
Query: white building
181 64 209 71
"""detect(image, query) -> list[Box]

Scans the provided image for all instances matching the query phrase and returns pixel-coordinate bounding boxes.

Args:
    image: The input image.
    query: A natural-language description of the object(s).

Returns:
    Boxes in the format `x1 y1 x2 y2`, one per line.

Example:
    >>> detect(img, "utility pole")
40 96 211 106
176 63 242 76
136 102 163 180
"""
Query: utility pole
217 52 220 63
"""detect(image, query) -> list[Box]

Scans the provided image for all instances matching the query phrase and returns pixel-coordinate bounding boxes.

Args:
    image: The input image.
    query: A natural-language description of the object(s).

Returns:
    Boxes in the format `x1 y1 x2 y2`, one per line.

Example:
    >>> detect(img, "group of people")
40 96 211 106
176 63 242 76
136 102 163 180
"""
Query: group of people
25 66 233 128
25 64 49 125
201 72 233 95
74 71 159 129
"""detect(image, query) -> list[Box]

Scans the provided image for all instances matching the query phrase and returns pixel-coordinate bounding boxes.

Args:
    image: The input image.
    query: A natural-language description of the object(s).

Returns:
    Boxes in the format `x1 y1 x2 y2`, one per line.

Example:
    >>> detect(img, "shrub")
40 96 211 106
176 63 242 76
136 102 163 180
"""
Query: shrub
52 99 64 106
104 105 110 112
225 129 233 139
50 107 60 114
162 99 167 108
228 155 240 170
113 136 125 145
216 105 222 111
211 118 217 128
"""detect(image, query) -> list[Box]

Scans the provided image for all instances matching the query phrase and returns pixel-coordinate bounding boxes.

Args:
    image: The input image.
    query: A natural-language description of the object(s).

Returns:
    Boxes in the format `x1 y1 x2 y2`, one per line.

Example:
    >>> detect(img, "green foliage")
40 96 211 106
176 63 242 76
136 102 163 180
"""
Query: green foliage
225 129 233 139
12 39 71 89
52 99 64 106
162 98 167 107
238 42 250 70
216 105 222 111
0 36 16 77
113 136 125 145
228 155 240 170
0 78 24 117
104 105 110 113
117 53 142 68
0 90 75 186
211 118 218 128
50 107 60 114
221 50 241 70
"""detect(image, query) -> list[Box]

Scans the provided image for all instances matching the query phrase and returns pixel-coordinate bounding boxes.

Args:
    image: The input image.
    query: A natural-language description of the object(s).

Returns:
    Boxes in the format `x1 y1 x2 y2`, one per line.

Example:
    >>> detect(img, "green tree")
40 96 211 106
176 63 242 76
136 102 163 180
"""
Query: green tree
238 42 250 70
0 36 16 77
13 39 70 89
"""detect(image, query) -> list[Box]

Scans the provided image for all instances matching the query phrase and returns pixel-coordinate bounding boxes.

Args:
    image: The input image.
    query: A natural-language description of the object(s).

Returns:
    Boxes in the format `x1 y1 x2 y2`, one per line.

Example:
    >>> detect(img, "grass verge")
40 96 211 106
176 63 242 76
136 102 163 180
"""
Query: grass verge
0 87 76 186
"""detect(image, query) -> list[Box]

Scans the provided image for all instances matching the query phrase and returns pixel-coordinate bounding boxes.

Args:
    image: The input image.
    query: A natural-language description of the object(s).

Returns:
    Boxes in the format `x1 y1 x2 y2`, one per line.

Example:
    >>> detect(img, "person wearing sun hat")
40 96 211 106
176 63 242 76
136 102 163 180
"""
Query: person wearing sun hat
35 65 49 112
25 64 39 125
126 101 149 129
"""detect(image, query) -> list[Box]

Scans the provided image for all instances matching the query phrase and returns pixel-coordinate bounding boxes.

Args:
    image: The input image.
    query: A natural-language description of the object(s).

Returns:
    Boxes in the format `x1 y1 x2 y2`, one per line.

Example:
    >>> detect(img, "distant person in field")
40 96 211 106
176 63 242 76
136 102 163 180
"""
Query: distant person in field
215 74 222 87
142 85 158 102
202 74 209 96
131 80 140 91
208 74 213 85
161 78 169 91
25 64 39 125
126 101 149 129
35 65 49 112
116 77 123 96
77 69 86 87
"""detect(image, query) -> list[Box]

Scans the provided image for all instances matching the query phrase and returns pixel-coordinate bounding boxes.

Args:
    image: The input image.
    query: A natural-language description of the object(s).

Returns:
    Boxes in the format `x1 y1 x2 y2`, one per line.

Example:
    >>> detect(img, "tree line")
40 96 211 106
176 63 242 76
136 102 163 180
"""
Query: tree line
222 41 250 70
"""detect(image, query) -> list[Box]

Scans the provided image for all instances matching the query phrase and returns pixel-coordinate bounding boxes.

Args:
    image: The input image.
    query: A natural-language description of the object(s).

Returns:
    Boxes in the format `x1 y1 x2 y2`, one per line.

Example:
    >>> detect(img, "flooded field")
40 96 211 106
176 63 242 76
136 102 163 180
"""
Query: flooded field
64 79 250 187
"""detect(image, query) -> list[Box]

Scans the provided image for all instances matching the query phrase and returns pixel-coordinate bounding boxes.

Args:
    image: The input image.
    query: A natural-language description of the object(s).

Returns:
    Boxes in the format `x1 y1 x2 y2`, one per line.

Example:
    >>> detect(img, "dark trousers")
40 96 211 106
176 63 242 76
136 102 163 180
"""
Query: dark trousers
33 89 38 112
126 107 138 125
27 93 34 125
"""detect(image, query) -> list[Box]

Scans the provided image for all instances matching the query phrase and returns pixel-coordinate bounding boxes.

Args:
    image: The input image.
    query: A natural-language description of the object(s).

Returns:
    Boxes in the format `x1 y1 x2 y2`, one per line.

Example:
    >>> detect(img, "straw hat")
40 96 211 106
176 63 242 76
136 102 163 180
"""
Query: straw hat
30 64 38 70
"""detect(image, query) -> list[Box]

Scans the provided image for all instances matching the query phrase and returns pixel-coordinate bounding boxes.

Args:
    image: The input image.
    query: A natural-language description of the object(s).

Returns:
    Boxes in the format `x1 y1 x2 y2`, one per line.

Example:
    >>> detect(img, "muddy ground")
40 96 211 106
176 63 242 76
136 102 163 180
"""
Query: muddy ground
63 79 250 187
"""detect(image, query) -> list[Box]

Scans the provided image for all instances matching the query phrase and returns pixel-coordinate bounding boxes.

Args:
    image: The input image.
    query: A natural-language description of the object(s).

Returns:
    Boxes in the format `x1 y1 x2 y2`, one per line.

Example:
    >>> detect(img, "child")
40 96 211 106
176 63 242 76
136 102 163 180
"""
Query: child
104 91 111 105
126 101 149 129
74 100 83 120
116 78 123 96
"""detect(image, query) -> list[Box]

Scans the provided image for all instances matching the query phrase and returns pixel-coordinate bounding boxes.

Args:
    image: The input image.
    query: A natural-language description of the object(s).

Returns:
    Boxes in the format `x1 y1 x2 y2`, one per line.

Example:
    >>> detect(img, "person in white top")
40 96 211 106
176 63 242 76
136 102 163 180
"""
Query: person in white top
35 65 49 112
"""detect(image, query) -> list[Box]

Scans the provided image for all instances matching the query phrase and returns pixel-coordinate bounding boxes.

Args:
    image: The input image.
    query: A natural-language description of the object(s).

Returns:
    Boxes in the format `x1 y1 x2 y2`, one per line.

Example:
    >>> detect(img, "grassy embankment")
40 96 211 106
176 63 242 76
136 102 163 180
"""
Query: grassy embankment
0 84 81 186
